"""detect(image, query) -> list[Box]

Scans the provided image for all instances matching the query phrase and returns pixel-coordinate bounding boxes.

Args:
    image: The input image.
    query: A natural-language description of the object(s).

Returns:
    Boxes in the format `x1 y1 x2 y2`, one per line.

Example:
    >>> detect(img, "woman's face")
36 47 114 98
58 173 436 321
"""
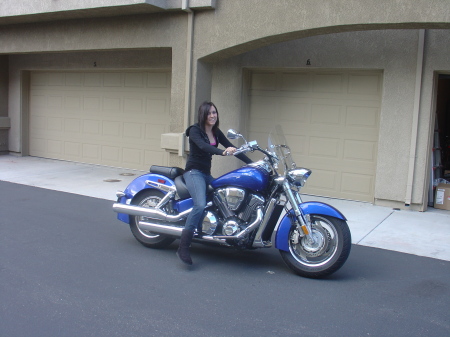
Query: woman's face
205 105 218 127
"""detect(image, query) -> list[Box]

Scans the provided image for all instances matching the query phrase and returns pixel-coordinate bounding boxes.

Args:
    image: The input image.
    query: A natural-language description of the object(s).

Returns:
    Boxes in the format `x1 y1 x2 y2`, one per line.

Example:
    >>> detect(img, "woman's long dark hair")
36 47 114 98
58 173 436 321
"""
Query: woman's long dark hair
197 101 219 133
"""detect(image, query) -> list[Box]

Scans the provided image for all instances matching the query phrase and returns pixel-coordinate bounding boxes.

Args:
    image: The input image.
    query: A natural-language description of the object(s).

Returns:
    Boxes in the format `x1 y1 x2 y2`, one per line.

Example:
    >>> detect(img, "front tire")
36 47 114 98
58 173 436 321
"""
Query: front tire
279 215 351 278
129 190 175 249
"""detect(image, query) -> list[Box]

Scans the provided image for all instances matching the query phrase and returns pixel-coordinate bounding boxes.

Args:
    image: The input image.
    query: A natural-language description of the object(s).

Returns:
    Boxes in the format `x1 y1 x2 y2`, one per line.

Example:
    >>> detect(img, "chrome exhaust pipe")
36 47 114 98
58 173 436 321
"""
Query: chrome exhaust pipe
138 221 184 237
113 203 191 222
138 221 231 245
121 206 263 242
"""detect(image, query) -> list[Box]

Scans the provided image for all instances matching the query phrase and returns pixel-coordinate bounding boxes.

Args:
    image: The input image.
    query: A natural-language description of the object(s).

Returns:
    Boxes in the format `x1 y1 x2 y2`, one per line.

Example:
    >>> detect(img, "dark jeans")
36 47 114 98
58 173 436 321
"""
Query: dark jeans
183 169 214 232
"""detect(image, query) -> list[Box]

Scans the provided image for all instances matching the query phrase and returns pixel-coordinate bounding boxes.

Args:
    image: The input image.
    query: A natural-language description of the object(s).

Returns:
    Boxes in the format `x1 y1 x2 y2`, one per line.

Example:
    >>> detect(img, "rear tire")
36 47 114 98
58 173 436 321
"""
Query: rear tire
129 190 175 249
279 215 351 278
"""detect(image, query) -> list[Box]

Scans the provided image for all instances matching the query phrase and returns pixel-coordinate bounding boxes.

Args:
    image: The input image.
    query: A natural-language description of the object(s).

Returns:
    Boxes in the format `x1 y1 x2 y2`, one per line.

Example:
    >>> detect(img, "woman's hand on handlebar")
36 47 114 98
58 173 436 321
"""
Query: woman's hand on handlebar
223 147 237 156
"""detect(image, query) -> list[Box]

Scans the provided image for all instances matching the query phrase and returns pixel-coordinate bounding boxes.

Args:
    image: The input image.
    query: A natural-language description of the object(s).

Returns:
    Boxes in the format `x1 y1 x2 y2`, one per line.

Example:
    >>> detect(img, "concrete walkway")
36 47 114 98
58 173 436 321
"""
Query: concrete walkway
1 154 449 261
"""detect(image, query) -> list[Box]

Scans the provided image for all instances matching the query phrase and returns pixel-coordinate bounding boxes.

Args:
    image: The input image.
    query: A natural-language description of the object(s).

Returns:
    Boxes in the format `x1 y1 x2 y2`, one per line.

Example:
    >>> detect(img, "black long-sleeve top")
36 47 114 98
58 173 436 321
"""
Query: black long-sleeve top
185 123 252 175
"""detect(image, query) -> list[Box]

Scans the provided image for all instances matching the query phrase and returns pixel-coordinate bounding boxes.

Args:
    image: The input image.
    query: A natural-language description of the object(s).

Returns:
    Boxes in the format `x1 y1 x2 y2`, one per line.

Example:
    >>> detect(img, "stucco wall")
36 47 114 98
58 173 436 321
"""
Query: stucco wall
193 0 450 62
0 55 9 153
0 56 8 117
209 29 450 208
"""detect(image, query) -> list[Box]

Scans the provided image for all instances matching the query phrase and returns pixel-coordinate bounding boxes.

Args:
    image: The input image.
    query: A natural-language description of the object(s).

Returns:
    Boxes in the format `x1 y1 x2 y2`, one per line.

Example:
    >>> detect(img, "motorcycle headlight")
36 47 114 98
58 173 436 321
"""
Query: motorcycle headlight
287 168 312 187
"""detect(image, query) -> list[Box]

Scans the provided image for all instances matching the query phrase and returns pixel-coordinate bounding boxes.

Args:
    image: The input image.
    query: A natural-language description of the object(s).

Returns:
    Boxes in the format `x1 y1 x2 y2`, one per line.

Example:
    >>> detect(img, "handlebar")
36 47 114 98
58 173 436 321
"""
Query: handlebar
233 145 249 156
233 140 278 170
233 140 258 156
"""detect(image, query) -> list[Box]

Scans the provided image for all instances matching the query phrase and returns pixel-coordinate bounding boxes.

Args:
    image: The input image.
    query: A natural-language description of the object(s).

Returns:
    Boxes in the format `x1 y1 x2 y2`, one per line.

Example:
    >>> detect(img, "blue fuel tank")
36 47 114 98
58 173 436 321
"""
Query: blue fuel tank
211 166 270 192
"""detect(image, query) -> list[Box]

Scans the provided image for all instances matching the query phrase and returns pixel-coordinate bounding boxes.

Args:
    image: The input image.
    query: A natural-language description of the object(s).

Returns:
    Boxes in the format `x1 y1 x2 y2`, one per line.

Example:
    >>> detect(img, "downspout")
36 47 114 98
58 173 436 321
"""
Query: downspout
181 0 194 157
405 29 425 206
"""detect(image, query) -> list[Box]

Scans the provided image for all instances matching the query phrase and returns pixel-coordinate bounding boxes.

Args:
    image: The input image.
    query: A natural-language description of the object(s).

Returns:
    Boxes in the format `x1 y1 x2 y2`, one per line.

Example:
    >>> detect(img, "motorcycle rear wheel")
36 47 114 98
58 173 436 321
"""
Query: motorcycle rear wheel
279 214 351 278
129 190 175 248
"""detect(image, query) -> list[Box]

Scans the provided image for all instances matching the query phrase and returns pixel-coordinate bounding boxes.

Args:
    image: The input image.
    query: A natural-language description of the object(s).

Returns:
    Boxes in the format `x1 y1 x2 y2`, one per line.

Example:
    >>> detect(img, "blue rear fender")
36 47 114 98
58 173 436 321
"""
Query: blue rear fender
275 201 347 252
116 173 176 223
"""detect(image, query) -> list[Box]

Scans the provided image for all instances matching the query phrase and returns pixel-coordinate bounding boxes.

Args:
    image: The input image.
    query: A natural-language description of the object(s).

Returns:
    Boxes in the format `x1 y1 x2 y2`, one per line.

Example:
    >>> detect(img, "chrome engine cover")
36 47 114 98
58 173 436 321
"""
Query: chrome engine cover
222 219 240 236
216 187 246 211
239 194 265 222
201 211 218 235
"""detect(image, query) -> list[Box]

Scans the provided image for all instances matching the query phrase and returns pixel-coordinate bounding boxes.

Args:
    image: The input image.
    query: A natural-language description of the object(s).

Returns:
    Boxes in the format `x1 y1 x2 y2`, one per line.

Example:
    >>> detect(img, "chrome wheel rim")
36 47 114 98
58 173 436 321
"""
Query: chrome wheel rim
288 216 338 267
135 195 163 239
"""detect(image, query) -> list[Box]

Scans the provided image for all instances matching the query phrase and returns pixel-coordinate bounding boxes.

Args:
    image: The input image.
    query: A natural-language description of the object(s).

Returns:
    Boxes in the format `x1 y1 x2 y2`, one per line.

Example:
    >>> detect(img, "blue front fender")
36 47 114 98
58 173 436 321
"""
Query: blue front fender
275 201 346 252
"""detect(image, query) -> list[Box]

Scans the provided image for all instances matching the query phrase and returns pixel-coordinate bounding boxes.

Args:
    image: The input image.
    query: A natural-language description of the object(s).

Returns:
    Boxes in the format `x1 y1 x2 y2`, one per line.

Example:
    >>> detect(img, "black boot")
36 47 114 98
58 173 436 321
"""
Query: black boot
177 229 194 265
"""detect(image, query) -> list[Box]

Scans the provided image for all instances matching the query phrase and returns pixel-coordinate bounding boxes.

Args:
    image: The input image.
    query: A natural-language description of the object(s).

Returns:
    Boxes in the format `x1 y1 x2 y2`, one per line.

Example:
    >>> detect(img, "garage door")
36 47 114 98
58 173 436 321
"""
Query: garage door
29 71 171 170
247 70 382 202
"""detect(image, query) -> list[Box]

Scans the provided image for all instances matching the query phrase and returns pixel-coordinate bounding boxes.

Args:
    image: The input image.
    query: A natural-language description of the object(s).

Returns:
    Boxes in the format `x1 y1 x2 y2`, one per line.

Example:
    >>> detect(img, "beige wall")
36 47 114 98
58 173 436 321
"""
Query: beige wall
0 55 9 153
192 0 450 62
0 56 8 117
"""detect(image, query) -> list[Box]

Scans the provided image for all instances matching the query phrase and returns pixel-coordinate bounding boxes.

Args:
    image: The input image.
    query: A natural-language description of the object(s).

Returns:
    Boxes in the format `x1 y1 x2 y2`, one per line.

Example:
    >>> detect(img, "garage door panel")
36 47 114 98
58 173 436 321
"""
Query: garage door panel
122 123 143 139
81 119 100 135
122 147 142 165
285 134 307 156
83 96 102 112
84 73 102 87
348 73 382 95
248 70 381 202
123 97 144 113
102 121 121 137
47 117 63 131
65 95 82 110
146 72 170 88
309 136 340 158
341 172 374 195
251 72 277 91
343 140 377 162
144 151 164 168
307 169 338 190
313 73 345 94
64 142 81 157
48 95 63 109
346 106 379 128
146 98 168 117
145 123 167 141
310 104 342 125
65 73 82 86
29 71 170 170
30 94 47 110
82 144 99 159
103 96 122 112
280 73 310 92
47 139 63 155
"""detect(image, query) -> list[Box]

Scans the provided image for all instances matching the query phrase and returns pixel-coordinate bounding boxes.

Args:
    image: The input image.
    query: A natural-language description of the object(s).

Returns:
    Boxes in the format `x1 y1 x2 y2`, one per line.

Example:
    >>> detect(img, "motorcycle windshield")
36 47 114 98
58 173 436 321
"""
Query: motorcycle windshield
268 125 296 174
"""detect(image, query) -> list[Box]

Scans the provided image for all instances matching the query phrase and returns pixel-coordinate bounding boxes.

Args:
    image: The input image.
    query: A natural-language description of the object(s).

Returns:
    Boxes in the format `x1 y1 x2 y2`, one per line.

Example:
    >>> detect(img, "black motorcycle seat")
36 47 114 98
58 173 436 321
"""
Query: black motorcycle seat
174 175 191 199
174 175 214 200
150 165 185 180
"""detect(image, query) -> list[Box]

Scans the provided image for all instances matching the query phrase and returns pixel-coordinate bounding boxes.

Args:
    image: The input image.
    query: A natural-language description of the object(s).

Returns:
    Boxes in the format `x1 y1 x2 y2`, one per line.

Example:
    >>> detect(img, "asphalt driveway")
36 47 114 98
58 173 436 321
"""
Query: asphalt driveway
1 181 449 337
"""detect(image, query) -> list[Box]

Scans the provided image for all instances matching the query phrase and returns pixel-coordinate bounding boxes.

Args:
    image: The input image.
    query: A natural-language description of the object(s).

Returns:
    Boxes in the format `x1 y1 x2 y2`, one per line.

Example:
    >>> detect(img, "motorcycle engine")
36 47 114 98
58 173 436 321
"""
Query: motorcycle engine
213 188 265 236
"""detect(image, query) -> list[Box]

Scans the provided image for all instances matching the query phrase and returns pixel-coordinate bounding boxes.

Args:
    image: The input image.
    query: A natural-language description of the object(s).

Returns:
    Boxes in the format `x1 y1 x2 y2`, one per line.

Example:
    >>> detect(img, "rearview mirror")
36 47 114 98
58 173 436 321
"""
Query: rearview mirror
227 129 241 140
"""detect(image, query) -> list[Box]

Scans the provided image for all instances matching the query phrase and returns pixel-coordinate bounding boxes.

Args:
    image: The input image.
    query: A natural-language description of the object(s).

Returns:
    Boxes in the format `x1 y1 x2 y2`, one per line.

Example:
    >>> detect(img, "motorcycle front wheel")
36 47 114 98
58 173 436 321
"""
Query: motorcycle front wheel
129 190 175 249
279 215 351 278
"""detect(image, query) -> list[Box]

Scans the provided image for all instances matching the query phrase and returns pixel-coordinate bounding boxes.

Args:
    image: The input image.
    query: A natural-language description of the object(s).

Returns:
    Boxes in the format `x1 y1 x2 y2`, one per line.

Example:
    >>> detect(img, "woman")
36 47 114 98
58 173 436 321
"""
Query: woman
177 101 253 265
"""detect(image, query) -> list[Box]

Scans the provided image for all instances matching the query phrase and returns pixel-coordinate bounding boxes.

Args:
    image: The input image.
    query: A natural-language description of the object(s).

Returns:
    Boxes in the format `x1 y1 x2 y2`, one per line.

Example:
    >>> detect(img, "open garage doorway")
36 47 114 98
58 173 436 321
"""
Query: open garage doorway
429 74 450 207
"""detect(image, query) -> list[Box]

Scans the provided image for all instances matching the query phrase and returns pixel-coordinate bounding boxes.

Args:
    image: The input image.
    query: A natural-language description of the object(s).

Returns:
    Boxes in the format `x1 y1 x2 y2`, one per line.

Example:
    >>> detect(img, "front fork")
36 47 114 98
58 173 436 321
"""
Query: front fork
282 180 314 243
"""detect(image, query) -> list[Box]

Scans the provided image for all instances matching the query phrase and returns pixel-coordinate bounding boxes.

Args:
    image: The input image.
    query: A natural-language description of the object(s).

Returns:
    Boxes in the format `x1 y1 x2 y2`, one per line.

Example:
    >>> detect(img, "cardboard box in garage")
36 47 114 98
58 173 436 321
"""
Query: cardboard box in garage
434 183 450 210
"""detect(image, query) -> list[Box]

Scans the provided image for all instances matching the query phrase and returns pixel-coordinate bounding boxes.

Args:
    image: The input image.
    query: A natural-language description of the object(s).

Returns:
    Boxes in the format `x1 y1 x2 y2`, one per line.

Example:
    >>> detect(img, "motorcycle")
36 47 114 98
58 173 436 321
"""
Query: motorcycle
113 125 351 278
